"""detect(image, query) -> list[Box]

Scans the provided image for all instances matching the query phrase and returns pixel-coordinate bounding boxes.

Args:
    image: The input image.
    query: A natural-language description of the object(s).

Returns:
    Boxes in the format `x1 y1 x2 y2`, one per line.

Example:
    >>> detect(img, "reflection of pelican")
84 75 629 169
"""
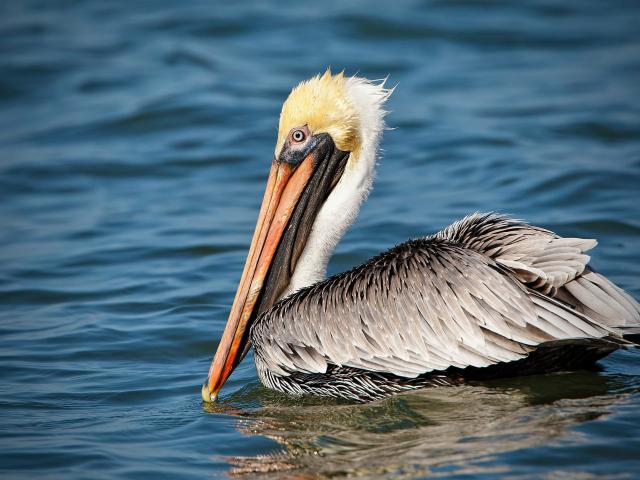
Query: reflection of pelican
203 70 640 402
211 372 632 478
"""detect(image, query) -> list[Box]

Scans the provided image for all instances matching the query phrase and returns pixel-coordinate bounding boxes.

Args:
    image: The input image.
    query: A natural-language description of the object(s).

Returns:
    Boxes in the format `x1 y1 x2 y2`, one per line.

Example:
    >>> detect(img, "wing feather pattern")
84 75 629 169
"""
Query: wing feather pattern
437 213 640 327
250 214 632 382
435 213 594 295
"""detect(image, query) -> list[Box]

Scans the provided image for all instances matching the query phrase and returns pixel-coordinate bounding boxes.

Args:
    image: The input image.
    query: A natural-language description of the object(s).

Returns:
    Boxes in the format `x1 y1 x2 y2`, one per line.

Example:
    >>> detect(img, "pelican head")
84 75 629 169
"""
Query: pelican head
202 70 392 402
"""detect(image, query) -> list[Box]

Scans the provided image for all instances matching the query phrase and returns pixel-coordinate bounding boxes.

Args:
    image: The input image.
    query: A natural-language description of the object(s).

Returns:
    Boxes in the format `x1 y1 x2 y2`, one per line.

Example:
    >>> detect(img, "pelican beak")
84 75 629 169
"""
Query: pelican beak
202 133 349 402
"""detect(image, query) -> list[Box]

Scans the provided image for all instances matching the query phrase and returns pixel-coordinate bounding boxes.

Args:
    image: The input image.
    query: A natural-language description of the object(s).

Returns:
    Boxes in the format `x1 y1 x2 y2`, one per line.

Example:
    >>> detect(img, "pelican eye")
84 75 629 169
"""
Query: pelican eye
291 129 306 143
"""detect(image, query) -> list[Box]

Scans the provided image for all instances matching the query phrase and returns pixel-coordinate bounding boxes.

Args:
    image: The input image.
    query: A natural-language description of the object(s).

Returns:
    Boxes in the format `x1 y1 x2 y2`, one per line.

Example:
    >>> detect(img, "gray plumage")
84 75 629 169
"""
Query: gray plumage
250 213 640 402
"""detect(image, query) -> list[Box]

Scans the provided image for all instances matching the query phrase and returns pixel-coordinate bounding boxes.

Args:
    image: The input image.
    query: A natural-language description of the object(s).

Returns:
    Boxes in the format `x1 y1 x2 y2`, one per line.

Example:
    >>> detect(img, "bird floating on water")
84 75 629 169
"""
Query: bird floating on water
202 70 640 403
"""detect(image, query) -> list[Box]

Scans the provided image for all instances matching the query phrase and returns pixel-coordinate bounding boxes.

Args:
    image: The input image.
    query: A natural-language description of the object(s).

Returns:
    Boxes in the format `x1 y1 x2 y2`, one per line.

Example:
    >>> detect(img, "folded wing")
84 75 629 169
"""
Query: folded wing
251 214 635 379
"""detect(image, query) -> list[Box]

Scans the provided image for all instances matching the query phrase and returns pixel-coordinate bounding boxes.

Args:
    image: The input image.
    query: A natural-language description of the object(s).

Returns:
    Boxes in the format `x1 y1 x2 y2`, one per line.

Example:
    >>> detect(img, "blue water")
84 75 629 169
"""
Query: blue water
1 1 640 478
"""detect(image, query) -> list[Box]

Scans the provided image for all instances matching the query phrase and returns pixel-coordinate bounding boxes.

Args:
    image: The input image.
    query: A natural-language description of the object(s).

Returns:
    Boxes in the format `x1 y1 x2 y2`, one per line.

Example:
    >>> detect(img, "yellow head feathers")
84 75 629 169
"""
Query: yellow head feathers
276 70 360 157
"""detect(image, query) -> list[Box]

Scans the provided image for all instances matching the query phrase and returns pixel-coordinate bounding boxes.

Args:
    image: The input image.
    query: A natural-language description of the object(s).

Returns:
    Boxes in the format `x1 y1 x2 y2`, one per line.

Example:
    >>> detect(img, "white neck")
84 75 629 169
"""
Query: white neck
281 77 389 298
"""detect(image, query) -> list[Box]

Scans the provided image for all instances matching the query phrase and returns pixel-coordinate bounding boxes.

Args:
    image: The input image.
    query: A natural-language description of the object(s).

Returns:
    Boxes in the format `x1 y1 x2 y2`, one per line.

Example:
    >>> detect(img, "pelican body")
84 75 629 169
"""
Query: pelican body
202 71 640 403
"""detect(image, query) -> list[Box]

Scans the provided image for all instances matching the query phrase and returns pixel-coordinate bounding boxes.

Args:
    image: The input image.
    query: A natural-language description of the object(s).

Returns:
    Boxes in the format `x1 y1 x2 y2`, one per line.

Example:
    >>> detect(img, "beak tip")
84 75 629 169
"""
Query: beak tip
201 382 216 403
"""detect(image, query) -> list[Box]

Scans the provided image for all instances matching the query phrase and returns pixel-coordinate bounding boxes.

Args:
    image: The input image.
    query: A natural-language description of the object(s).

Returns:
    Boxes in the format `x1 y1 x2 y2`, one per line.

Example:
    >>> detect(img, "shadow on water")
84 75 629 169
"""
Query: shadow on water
204 370 640 478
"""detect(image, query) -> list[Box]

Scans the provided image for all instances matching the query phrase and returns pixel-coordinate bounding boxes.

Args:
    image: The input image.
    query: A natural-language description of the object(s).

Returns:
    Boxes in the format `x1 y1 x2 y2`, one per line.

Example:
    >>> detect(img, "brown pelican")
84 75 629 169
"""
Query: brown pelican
202 70 640 403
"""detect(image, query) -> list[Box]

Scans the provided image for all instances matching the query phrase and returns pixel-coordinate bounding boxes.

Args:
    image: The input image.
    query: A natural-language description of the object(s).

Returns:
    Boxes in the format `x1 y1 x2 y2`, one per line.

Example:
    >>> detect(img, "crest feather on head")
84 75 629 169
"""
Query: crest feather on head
276 69 361 157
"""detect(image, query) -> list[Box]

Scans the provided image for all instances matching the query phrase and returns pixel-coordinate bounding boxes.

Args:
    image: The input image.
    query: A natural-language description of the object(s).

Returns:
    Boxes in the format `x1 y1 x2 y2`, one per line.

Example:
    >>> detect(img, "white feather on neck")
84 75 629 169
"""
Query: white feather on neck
280 77 391 298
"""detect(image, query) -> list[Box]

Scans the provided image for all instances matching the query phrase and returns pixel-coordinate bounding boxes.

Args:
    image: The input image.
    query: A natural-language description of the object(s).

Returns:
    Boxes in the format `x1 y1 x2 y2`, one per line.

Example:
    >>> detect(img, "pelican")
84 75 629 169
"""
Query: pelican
202 70 640 403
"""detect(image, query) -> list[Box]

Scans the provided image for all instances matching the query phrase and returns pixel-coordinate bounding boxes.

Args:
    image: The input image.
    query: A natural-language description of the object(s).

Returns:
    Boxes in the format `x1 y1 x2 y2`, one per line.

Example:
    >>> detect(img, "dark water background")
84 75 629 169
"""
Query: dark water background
2 1 640 478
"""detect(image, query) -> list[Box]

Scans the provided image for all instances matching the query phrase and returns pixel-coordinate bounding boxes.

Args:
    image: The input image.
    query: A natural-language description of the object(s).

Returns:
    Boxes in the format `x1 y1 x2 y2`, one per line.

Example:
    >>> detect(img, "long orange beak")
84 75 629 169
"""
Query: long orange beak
202 155 316 402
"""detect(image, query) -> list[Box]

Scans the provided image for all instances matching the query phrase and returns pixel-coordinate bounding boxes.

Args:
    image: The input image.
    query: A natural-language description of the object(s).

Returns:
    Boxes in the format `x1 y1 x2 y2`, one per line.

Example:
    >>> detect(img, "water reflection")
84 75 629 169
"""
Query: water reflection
204 371 639 478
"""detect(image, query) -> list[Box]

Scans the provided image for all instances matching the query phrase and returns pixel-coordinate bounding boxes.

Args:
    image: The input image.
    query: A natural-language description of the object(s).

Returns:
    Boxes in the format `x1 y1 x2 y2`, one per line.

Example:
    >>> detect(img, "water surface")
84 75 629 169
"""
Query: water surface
1 0 640 478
